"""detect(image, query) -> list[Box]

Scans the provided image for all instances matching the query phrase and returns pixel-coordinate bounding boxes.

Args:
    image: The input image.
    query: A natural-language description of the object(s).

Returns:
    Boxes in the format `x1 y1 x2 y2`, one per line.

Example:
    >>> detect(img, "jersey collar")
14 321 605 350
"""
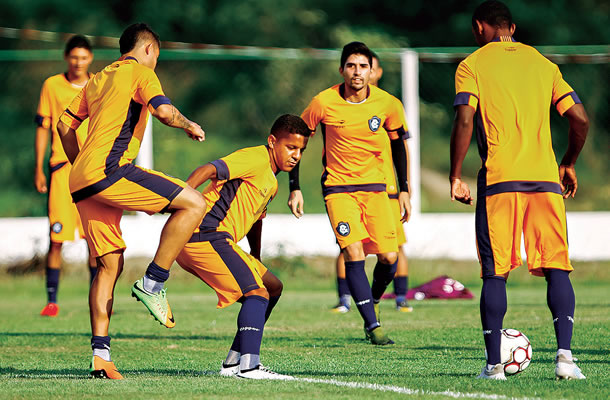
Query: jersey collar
491 36 516 42
118 55 139 63
339 83 370 102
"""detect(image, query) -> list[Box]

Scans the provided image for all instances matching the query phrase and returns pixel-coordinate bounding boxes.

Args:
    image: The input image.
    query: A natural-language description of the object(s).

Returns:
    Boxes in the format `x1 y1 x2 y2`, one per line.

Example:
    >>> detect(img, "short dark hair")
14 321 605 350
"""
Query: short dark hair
271 114 311 138
119 23 160 55
472 1 512 29
64 35 91 56
340 41 373 69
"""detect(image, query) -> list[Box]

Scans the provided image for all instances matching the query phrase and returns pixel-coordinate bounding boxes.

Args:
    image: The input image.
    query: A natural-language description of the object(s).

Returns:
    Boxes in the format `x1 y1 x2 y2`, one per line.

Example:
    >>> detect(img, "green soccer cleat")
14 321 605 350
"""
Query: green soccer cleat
131 278 175 328
364 302 382 340
367 326 394 346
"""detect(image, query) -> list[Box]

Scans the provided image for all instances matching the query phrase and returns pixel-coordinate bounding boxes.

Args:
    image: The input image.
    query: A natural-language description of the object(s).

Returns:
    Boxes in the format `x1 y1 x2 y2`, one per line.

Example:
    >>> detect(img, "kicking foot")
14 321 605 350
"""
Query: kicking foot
131 278 175 328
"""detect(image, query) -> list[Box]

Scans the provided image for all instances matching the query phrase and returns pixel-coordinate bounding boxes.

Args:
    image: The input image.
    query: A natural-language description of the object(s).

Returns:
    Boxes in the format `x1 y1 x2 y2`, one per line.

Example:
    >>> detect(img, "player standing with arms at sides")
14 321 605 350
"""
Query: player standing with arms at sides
449 1 589 380
332 53 413 314
35 35 97 317
178 114 309 380
288 42 411 345
57 23 206 379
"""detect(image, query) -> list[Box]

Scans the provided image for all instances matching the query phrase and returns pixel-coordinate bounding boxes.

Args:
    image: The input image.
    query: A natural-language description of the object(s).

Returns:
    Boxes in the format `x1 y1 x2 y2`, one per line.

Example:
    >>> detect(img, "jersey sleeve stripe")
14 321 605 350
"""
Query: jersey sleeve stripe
65 108 84 122
554 91 581 107
211 159 230 180
148 95 172 109
34 114 45 127
453 92 478 107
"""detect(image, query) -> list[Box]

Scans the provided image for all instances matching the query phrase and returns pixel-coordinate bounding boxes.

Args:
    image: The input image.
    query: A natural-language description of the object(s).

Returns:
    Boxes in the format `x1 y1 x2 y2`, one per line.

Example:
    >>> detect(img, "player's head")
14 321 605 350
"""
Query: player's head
369 52 383 87
64 35 93 79
119 23 161 69
339 41 373 92
268 114 310 173
471 1 515 46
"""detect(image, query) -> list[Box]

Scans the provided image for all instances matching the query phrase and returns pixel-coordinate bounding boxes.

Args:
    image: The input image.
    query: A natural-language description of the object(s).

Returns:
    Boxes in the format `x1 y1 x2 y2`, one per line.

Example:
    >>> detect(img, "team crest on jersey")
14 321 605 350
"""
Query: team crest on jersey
336 221 350 237
368 116 381 132
51 222 63 234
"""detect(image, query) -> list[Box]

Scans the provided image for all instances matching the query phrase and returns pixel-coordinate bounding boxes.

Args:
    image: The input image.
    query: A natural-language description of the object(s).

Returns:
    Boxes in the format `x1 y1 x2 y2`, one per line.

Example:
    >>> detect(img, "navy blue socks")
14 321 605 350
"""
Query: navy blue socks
237 295 268 370
91 335 111 361
143 261 169 293
371 260 398 301
544 269 575 350
480 276 507 365
345 260 378 330
46 267 60 303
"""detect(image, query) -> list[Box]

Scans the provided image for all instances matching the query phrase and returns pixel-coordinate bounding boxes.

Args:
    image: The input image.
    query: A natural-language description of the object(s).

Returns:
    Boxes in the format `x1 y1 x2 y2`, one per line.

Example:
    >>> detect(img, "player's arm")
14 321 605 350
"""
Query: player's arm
185 162 217 190
288 162 305 218
34 126 49 193
56 121 80 164
152 103 205 142
449 105 475 205
246 219 263 261
558 104 589 198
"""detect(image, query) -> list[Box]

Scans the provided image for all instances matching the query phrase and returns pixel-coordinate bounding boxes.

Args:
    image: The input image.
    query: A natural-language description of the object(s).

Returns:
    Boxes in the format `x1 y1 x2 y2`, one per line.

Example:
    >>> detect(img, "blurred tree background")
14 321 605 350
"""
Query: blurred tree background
0 0 608 217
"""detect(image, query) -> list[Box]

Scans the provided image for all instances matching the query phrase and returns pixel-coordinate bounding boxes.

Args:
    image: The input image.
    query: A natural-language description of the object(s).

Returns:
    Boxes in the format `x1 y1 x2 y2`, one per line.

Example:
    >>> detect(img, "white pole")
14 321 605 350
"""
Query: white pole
401 50 421 217
135 114 154 218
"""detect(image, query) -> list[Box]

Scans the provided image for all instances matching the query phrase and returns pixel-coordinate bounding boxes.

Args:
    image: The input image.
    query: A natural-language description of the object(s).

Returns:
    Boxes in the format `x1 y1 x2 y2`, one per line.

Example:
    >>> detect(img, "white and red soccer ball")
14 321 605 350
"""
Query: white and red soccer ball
500 329 533 375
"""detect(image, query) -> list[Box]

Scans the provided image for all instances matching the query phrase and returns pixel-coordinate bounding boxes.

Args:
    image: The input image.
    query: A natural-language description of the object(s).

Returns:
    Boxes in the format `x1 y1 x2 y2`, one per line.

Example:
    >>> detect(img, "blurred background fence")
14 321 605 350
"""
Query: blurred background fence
0 44 607 218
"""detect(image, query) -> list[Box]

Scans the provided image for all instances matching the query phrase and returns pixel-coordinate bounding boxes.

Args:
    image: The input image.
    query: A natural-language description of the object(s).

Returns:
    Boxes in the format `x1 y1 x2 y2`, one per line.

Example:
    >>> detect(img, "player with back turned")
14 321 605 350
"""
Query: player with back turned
34 35 97 317
57 23 206 379
449 1 589 380
288 42 411 345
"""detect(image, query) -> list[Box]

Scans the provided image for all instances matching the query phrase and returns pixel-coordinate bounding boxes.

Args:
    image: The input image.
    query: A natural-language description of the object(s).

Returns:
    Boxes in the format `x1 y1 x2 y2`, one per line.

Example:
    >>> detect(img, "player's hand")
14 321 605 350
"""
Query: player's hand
288 190 304 218
34 170 47 193
559 164 578 198
398 191 411 223
185 122 205 142
450 177 473 205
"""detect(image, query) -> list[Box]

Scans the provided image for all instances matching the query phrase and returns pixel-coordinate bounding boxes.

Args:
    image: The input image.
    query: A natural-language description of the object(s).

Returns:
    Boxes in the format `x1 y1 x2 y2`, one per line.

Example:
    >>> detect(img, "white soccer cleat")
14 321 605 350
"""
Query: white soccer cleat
555 353 586 380
219 362 239 377
237 364 295 380
477 363 507 380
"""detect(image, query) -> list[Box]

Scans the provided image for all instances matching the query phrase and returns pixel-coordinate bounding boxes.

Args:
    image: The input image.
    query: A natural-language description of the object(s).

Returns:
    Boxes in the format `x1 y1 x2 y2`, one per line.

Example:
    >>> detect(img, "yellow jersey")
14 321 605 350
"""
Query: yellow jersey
36 73 91 166
454 36 581 195
301 84 408 197
59 56 171 198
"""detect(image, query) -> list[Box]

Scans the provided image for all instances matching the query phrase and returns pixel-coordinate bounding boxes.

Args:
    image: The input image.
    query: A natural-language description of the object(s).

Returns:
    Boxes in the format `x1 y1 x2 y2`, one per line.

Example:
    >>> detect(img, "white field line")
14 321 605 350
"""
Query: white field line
296 377 542 400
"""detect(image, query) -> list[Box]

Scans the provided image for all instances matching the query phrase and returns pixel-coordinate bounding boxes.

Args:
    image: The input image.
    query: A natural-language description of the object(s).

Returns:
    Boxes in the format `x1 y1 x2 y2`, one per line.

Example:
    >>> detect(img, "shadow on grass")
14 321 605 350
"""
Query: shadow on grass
0 331 229 342
0 367 220 379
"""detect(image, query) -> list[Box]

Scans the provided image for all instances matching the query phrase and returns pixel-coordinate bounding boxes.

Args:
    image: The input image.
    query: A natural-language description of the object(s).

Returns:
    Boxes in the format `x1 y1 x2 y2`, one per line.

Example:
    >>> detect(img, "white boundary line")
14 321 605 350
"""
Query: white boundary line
296 377 542 400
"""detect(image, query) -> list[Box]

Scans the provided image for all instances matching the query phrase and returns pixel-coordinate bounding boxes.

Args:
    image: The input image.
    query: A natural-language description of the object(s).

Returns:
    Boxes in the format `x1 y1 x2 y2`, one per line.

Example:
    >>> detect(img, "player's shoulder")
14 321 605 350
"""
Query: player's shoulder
228 145 268 161
42 73 68 88
314 84 342 102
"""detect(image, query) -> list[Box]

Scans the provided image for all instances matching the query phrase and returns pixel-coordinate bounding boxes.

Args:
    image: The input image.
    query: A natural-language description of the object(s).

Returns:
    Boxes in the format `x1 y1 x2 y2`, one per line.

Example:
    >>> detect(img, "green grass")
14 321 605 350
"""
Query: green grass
0 259 608 399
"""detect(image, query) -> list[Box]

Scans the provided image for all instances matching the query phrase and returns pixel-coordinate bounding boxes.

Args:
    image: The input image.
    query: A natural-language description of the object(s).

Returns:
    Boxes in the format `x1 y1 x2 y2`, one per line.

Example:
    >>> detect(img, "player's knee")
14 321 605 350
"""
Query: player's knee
378 252 398 265
49 241 63 253
343 243 365 261
262 271 283 297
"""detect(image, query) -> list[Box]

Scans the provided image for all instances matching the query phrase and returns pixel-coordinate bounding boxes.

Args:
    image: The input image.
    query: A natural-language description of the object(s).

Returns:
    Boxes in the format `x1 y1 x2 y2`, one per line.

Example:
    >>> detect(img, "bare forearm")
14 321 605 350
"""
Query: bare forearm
57 121 79 164
34 127 49 170
449 106 474 179
154 104 192 130
561 104 589 166
186 163 217 189
246 219 263 261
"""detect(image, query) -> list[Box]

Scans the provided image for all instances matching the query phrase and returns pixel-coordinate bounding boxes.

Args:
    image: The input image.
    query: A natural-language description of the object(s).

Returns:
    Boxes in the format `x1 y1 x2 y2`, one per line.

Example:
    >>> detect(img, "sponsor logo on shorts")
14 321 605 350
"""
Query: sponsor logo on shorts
368 116 381 132
51 222 63 234
336 221 350 237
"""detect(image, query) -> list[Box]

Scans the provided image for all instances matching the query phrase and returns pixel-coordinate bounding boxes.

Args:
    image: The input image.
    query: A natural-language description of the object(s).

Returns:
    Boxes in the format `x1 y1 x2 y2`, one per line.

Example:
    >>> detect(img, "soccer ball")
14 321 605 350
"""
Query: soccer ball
500 329 532 375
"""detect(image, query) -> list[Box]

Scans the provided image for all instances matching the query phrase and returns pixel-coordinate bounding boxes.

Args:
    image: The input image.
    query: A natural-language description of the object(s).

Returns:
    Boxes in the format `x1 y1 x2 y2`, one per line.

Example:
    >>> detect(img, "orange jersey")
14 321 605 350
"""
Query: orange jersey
192 145 278 243
59 56 171 198
36 73 91 166
301 84 408 197
454 36 581 195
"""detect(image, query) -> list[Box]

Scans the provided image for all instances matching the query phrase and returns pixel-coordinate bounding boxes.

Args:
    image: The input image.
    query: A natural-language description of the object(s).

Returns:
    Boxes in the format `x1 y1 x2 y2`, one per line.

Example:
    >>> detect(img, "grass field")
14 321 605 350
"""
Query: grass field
1 258 608 399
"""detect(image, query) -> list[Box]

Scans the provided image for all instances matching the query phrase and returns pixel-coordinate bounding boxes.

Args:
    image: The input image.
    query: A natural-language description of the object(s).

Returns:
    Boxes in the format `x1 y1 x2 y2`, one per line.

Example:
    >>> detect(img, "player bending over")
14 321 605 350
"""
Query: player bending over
450 1 589 380
176 114 309 380
57 23 206 379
